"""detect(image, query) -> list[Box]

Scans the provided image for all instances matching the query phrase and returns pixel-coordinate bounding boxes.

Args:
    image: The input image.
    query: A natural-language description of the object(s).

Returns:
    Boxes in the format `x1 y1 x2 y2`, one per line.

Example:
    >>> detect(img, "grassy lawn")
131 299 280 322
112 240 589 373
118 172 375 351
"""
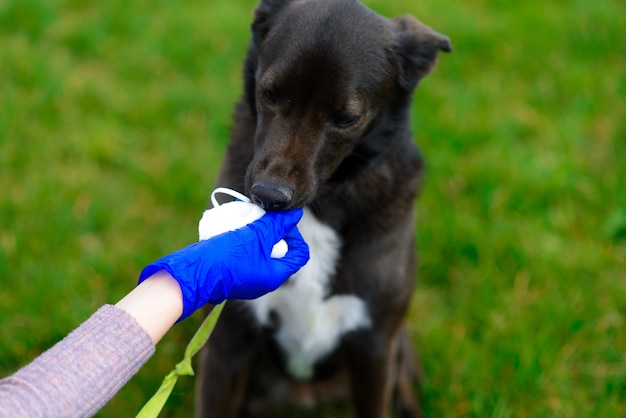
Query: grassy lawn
0 0 624 416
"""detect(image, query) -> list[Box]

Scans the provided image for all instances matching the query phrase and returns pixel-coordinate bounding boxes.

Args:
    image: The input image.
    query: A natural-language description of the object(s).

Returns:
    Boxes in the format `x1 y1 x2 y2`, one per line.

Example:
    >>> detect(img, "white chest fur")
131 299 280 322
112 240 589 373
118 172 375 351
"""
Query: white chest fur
247 208 371 380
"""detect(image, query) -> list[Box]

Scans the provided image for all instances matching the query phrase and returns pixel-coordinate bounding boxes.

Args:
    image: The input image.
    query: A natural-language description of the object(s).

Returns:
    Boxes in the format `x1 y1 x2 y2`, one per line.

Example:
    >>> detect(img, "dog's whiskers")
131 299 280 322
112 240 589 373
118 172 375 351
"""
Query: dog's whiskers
315 185 357 211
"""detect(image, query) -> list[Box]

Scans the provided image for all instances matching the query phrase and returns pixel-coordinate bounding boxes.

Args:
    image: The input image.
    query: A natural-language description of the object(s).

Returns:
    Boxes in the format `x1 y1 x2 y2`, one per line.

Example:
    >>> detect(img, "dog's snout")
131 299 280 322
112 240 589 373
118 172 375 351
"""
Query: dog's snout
251 181 294 211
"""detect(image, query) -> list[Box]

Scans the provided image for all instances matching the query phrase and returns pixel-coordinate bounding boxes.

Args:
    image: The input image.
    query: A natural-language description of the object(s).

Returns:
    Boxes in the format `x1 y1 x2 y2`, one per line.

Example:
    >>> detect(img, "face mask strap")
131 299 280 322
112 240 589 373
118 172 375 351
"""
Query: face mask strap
210 187 252 208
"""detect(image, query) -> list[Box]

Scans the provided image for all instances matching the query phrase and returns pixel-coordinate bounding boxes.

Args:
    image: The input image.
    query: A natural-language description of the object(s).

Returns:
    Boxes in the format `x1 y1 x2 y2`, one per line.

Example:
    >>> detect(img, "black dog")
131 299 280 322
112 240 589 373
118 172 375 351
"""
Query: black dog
196 0 450 416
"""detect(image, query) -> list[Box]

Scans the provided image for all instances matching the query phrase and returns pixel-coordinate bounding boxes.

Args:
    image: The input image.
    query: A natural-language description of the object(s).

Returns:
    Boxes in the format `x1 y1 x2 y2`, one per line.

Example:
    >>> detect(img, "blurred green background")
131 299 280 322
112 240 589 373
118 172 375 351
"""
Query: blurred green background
0 0 624 416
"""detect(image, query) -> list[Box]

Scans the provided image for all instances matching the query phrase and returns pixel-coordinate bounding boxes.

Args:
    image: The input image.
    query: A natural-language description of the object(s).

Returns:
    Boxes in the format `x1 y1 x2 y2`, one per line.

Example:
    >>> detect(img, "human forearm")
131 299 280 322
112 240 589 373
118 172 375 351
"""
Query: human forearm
115 270 184 344
0 305 155 417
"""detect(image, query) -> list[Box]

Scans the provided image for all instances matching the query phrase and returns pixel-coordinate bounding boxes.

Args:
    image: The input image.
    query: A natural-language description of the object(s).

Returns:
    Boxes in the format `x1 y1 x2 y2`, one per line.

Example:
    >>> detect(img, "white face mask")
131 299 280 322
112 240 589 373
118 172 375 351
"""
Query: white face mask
198 187 288 258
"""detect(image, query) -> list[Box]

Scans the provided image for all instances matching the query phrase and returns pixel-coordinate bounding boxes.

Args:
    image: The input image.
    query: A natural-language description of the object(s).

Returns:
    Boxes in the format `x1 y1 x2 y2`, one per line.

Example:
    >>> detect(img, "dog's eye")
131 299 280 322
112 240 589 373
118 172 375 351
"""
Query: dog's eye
333 115 360 129
261 88 278 105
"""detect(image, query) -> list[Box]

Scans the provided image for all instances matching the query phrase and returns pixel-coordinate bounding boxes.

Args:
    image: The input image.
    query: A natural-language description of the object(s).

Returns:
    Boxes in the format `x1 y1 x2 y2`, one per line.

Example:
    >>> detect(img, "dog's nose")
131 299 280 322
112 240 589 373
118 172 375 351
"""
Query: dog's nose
250 181 294 211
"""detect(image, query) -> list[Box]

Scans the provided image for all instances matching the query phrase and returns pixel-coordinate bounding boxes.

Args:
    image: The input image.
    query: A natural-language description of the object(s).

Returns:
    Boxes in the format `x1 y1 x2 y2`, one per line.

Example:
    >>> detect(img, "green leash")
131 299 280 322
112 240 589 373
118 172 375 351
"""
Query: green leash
135 303 225 418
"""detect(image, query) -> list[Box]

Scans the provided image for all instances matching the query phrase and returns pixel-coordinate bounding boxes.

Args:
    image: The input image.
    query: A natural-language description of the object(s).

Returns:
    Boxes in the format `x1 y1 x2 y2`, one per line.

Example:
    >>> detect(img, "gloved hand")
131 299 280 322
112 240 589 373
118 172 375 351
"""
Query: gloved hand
138 208 309 321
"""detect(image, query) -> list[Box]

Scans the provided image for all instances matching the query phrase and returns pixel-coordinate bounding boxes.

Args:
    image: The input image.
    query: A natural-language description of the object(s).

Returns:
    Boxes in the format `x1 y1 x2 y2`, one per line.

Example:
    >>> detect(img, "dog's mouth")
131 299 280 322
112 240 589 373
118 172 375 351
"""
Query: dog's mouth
249 178 343 212
248 156 354 211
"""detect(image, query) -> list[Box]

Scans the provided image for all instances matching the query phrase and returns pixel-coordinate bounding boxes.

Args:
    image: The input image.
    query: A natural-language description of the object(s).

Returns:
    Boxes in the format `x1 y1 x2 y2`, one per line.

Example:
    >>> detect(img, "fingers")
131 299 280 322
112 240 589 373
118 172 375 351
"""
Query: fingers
269 226 310 284
250 208 304 242
281 226 310 266
244 209 309 284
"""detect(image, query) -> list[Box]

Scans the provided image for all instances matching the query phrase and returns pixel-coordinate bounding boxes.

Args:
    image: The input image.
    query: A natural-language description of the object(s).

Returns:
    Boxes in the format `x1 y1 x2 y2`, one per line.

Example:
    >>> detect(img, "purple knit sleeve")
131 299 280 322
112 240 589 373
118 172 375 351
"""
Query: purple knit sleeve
0 305 156 417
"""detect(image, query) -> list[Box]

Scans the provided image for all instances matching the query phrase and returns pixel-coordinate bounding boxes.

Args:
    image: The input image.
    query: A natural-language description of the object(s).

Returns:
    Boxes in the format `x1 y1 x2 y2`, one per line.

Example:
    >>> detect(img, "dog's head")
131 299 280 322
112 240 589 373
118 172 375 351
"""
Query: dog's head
244 0 451 211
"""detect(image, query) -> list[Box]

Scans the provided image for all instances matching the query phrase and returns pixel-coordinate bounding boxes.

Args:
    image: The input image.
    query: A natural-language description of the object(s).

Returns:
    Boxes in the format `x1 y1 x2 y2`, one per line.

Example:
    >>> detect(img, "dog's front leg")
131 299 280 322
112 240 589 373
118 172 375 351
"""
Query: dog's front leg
345 331 398 418
195 301 263 418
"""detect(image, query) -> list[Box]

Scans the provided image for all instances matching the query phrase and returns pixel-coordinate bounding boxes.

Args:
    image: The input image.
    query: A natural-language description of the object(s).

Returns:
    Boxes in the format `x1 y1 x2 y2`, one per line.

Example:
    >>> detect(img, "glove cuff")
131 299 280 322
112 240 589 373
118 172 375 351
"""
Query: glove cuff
138 263 196 322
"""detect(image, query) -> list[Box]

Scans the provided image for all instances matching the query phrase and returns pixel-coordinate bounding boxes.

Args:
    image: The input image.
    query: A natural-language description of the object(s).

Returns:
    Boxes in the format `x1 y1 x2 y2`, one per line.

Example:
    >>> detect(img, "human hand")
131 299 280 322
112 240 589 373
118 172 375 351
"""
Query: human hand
138 209 309 321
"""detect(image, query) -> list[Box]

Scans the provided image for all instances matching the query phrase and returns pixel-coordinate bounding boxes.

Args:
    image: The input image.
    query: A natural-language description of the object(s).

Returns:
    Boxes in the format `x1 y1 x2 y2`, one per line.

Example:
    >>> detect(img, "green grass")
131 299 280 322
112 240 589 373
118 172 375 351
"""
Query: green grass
0 0 624 416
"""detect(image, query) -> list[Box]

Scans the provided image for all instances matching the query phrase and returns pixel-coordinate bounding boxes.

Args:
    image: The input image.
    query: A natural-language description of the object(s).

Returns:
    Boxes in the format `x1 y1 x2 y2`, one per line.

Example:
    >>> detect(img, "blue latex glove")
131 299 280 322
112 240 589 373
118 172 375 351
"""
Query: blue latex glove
138 208 309 321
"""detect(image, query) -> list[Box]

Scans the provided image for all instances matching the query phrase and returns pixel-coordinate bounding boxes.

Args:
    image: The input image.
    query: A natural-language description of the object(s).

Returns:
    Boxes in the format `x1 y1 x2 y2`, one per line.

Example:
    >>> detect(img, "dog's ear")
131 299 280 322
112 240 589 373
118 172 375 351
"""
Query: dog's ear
392 15 452 91
252 0 291 46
